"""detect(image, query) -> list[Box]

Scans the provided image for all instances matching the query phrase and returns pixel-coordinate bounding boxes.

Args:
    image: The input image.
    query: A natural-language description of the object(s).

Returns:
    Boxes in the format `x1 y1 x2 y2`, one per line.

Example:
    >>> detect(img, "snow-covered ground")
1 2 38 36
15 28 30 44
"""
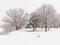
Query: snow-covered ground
0 28 60 45
0 28 60 35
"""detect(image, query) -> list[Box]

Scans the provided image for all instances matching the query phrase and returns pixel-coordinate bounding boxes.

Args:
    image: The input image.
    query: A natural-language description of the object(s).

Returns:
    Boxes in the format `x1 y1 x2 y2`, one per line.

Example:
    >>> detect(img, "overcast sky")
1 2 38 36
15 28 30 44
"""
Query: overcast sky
0 0 60 12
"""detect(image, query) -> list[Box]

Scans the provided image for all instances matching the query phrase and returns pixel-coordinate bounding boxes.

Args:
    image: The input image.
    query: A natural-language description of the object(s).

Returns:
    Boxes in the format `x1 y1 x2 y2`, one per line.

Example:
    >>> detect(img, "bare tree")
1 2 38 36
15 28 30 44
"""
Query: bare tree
35 4 57 32
2 8 28 32
1 4 59 33
56 14 60 28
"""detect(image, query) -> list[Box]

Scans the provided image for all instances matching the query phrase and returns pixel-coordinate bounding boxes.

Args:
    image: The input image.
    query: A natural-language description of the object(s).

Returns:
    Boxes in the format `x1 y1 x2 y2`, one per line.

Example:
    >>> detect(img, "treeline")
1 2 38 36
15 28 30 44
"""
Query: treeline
1 4 60 33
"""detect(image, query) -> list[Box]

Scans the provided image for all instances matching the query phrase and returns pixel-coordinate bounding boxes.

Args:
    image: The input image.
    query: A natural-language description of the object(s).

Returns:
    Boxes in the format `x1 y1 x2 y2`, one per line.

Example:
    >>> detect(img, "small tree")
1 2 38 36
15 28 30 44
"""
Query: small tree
28 12 40 31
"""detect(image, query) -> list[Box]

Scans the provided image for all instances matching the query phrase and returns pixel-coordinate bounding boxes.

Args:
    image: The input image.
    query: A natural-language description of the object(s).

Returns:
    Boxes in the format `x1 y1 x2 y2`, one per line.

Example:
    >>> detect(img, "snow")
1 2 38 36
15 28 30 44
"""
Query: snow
0 28 60 45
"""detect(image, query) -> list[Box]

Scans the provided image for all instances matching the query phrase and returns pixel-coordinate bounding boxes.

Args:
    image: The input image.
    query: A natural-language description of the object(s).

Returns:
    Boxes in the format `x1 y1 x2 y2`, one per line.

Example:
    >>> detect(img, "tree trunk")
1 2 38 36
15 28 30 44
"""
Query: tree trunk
45 19 47 32
16 27 18 30
33 27 35 31
45 25 47 32
16 25 18 30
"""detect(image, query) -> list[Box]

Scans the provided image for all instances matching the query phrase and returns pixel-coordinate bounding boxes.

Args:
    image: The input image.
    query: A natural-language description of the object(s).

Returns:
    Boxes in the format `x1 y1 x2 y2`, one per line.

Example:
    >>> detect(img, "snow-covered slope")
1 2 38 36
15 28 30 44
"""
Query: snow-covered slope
0 30 60 45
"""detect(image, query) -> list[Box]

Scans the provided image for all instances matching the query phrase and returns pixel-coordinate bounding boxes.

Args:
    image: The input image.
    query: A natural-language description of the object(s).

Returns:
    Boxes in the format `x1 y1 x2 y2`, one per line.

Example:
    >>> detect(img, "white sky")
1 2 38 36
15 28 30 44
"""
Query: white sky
0 0 60 19
0 0 60 17
0 0 60 12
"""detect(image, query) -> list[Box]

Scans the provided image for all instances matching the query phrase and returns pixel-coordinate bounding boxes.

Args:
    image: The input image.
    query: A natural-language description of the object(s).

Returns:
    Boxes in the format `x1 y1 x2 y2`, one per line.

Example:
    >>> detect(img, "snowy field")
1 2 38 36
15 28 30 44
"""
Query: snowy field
0 28 60 45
